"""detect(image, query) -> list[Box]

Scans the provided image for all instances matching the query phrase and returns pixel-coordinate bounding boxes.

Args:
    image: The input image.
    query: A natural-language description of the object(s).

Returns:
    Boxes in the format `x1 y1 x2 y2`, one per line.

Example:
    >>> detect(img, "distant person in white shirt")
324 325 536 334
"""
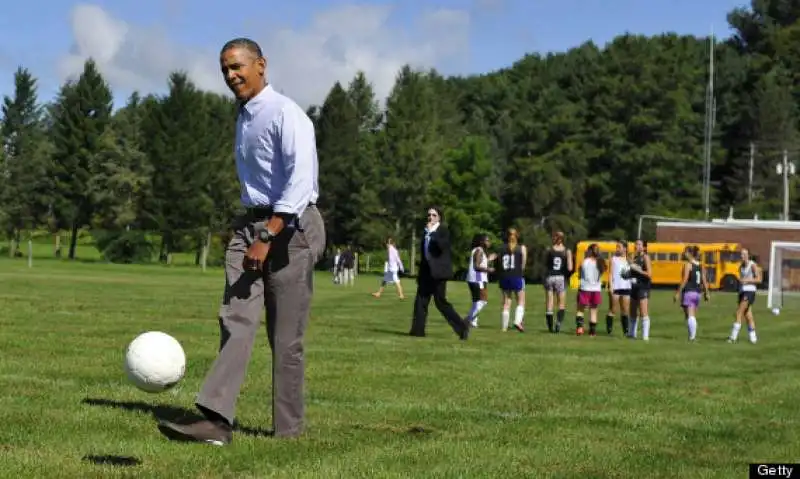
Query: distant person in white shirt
159 37 325 445
605 240 632 336
332 248 341 284
465 233 496 328
372 237 405 299
728 247 761 344
575 243 606 336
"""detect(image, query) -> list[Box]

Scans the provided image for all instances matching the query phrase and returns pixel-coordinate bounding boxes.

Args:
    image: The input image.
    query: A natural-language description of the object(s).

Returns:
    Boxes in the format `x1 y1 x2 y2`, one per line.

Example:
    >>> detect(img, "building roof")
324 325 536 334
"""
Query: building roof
657 219 800 230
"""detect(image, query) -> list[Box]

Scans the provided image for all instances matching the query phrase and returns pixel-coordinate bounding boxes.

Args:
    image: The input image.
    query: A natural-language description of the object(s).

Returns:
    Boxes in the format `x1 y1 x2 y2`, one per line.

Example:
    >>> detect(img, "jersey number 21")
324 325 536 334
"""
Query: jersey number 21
503 254 514 270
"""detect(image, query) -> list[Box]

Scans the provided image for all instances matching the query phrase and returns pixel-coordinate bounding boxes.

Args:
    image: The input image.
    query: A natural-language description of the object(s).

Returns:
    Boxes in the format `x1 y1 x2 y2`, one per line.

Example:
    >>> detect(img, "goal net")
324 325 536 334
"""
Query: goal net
767 241 800 311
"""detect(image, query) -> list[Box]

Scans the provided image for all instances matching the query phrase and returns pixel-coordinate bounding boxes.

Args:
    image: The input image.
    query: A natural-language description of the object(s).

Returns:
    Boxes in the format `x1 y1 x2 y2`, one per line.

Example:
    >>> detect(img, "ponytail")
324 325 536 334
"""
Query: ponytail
507 227 519 250
589 243 606 274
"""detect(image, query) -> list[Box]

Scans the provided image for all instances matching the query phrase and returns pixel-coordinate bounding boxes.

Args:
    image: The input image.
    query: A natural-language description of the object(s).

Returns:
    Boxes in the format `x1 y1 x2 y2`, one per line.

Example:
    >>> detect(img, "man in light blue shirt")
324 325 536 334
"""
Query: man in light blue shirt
159 37 326 445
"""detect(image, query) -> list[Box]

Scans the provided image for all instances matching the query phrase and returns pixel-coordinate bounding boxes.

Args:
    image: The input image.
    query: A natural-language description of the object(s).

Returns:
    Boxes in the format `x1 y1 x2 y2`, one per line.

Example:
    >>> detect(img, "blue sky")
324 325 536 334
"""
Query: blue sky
0 0 747 108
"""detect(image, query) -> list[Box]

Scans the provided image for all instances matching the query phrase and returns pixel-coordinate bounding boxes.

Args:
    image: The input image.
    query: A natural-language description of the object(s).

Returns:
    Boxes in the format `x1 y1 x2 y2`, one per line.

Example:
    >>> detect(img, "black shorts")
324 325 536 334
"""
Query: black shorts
612 289 631 296
738 291 756 306
468 282 486 302
632 286 650 301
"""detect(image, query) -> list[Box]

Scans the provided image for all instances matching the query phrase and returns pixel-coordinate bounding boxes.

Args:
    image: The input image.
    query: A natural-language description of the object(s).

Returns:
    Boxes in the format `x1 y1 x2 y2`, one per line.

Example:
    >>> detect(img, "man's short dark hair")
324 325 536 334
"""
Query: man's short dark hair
221 38 263 58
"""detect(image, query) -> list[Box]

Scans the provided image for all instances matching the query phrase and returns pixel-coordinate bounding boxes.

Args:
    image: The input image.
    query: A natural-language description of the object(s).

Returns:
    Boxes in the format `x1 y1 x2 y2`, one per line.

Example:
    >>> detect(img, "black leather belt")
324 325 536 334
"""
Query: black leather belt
246 202 316 219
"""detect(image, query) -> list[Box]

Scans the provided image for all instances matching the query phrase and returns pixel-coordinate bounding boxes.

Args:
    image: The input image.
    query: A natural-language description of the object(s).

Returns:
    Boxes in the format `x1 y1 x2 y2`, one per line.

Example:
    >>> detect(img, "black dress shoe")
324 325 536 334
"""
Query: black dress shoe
158 419 233 446
459 320 471 340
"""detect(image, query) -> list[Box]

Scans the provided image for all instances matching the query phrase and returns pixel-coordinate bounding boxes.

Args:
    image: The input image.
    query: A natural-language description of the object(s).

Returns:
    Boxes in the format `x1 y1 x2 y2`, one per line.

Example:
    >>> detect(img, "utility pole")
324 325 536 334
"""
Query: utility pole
748 142 755 204
702 28 715 220
776 149 796 221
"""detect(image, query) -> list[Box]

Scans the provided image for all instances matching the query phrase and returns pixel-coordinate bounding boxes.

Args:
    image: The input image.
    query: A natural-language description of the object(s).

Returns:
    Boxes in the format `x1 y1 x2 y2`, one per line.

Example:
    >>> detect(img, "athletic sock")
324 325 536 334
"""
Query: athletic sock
748 325 757 343
729 322 741 341
630 318 639 338
642 316 650 341
589 321 597 335
621 315 629 336
514 305 525 326
605 313 614 334
687 316 697 341
555 309 566 333
468 300 487 326
546 311 554 332
576 313 584 329
502 310 510 331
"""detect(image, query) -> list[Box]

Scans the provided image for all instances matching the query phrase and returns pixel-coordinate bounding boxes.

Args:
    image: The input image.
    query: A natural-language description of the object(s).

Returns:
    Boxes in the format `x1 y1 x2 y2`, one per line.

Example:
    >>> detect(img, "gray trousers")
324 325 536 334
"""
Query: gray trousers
196 205 325 437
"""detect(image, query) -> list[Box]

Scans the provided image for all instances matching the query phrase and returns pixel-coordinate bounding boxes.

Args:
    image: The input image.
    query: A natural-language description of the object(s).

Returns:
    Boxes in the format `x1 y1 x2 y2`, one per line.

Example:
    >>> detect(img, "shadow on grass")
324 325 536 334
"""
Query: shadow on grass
367 328 411 337
82 455 141 467
82 397 273 438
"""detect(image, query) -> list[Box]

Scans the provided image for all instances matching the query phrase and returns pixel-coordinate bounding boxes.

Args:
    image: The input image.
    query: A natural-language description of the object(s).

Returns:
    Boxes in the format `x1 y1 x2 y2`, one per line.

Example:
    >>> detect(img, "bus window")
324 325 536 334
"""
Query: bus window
704 252 716 264
600 252 610 259
656 253 667 261
721 251 741 263
669 253 679 261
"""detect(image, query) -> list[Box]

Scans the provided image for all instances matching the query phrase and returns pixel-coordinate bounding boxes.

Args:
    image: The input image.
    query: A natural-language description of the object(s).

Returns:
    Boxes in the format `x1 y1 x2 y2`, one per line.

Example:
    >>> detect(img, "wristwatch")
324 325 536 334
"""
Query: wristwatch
257 226 277 243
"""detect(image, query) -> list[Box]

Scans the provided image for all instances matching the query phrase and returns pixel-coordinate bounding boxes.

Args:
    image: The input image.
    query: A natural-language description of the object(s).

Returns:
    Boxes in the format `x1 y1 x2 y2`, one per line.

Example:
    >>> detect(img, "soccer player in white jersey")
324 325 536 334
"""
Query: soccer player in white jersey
465 233 495 327
576 243 606 336
606 240 632 336
728 247 761 344
372 238 405 300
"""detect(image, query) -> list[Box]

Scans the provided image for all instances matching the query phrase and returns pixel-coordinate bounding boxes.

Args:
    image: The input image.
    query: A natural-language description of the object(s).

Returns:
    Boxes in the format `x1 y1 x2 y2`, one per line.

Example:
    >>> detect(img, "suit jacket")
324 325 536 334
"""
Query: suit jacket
418 224 454 282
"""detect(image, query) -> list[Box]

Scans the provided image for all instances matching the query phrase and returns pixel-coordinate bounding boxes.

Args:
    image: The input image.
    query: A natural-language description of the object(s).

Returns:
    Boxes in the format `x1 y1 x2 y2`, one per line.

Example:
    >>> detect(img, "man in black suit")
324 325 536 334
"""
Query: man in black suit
409 206 471 340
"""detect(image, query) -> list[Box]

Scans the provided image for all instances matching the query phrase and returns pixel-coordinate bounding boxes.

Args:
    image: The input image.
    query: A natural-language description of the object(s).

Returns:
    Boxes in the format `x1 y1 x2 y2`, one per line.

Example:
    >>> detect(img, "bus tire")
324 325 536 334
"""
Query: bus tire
721 274 739 292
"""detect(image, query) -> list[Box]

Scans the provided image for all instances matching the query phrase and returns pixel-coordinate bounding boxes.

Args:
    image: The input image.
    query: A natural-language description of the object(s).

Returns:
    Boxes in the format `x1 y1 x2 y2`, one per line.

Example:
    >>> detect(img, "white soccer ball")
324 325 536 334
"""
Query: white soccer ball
772 308 781 316
124 331 186 393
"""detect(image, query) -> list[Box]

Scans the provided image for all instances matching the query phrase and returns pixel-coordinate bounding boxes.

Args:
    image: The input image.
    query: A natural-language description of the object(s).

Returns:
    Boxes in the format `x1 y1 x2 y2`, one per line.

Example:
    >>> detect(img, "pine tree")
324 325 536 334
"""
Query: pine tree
0 66 51 255
51 59 113 259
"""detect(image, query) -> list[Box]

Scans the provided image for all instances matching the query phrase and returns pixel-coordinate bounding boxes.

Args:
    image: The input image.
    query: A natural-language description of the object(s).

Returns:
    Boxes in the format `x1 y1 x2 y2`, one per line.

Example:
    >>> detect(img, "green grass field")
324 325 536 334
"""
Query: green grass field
0 259 797 478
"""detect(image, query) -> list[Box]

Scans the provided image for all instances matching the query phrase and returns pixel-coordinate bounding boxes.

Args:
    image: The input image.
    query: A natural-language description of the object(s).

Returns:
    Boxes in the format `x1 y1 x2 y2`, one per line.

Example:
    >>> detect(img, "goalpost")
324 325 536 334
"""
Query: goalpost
767 240 800 311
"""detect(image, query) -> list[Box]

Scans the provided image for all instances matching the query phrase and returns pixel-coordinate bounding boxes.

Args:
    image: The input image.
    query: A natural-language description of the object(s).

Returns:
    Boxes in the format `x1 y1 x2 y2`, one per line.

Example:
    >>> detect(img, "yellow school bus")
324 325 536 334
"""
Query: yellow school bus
568 241 745 291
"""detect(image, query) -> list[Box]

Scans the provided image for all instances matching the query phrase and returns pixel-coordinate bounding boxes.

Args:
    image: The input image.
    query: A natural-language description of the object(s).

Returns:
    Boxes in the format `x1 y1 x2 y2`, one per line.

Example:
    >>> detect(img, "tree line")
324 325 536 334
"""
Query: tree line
1 1 799 277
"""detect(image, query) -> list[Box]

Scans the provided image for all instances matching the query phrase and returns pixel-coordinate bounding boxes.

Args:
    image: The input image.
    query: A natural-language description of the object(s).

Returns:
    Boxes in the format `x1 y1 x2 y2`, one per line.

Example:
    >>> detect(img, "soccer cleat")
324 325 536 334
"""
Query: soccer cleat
513 322 525 333
576 326 584 336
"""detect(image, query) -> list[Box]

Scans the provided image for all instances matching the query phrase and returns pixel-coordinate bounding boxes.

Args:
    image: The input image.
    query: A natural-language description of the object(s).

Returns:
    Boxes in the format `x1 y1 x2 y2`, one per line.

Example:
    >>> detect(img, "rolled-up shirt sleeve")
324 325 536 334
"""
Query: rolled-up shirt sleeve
273 104 317 216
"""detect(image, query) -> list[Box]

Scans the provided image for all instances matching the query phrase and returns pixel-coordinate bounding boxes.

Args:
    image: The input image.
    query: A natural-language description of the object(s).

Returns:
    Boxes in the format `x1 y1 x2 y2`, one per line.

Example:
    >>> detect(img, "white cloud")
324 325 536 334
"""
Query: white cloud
57 3 471 108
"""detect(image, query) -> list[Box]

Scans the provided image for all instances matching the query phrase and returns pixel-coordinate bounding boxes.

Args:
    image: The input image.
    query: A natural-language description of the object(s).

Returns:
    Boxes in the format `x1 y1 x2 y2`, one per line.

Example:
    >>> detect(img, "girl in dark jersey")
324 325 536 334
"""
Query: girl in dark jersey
496 227 527 332
543 231 572 333
628 239 653 340
674 245 710 341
